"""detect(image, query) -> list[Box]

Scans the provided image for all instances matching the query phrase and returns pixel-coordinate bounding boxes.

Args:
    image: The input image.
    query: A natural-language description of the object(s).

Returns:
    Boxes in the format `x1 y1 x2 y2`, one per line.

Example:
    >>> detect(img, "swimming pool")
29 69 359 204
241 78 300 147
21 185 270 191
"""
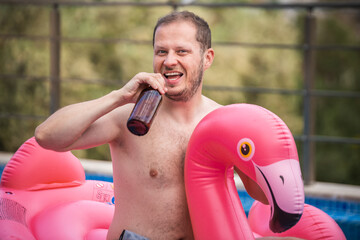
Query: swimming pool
84 171 360 240
1 165 359 239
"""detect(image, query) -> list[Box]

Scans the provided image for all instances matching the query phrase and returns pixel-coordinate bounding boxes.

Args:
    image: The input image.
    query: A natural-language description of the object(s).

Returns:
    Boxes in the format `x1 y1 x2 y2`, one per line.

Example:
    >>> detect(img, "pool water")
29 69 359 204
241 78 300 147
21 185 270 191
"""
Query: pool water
238 190 360 240
1 166 359 239
85 172 360 240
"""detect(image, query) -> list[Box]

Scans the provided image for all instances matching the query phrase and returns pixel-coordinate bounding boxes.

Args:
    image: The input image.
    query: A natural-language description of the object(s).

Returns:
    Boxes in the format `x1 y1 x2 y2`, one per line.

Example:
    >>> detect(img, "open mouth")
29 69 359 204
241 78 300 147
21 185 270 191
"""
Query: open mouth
163 72 183 83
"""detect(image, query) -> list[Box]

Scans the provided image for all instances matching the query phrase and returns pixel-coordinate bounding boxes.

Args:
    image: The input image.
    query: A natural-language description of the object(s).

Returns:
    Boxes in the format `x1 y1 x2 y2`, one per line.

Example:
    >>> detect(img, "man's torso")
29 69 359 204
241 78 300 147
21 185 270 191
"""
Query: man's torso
106 97 220 240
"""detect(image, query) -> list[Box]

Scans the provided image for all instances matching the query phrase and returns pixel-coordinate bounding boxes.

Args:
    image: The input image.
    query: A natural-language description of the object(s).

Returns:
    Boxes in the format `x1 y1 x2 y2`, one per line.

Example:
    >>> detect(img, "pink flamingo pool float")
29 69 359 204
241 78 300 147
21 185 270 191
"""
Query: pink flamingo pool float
0 104 345 239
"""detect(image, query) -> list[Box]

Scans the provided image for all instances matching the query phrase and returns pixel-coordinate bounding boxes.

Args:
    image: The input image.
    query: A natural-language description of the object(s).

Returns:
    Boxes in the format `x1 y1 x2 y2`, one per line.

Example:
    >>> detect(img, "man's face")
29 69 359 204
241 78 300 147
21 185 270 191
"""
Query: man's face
153 21 206 102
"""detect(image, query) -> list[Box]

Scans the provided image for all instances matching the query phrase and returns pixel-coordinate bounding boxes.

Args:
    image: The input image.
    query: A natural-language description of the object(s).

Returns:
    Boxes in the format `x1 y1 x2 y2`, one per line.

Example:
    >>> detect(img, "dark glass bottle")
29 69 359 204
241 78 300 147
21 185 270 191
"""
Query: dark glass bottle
127 87 162 136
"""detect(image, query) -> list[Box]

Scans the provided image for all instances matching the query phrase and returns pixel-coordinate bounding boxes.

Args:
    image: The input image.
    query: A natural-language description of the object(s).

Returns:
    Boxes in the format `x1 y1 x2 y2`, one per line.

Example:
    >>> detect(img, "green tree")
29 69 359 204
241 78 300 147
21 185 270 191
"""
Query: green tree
311 12 360 184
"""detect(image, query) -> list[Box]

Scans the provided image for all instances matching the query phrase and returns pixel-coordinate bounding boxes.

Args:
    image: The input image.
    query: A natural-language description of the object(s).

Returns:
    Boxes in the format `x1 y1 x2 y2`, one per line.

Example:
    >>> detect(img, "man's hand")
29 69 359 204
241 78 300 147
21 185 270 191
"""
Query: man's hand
120 72 167 103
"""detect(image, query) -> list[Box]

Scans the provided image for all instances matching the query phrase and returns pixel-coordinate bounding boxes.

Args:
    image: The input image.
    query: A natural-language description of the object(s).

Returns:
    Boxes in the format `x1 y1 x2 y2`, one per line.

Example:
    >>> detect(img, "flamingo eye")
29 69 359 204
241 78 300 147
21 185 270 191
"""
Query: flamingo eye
237 138 255 161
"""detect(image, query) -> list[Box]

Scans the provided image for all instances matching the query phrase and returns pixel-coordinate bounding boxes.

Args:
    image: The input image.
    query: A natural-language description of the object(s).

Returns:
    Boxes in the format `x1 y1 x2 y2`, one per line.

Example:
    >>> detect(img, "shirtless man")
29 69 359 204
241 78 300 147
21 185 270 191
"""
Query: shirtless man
35 11 219 240
35 10 305 240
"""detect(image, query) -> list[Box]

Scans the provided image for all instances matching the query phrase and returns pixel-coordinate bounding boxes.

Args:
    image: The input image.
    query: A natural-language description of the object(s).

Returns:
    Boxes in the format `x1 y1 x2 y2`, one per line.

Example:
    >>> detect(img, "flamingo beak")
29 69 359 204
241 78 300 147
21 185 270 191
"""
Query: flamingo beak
268 195 303 232
255 159 304 233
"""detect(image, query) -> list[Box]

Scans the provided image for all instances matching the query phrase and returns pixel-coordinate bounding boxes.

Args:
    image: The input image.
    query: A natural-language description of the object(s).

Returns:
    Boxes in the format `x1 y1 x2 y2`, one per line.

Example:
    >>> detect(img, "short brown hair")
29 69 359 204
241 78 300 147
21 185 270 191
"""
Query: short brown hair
153 11 211 52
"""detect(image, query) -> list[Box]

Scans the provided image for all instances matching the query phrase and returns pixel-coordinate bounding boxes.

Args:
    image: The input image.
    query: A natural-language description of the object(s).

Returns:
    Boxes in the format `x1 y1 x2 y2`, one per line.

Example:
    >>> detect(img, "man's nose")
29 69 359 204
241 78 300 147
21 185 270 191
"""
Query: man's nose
164 52 178 67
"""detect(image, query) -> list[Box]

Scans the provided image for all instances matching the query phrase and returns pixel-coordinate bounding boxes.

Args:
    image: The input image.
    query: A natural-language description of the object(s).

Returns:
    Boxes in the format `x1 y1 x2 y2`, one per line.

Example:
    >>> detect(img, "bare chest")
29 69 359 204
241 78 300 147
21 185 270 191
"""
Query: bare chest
142 128 190 185
109 127 194 240
115 123 193 189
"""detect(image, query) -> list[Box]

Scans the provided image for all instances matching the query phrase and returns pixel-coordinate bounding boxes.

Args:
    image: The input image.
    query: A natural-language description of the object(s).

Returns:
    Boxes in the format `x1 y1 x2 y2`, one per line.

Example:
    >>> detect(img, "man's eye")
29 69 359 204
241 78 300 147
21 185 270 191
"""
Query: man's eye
178 50 187 54
157 50 167 55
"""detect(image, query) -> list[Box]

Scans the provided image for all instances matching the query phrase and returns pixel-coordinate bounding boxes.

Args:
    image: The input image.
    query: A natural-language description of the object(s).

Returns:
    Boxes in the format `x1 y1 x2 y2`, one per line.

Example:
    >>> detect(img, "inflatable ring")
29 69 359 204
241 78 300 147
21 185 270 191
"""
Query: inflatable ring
0 104 345 240
0 137 114 240
184 104 345 240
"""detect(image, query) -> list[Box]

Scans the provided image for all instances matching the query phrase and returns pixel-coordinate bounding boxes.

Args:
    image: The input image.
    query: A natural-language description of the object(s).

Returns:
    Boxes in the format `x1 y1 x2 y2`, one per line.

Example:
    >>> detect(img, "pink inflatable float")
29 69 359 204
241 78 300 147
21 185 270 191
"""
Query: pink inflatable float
0 137 114 240
0 104 345 240
185 104 345 240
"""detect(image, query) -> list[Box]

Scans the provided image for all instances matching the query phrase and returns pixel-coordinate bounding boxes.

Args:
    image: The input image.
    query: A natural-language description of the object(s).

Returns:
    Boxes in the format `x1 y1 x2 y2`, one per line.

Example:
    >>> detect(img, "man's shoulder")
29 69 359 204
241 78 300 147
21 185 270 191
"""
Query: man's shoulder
196 95 222 122
201 95 222 110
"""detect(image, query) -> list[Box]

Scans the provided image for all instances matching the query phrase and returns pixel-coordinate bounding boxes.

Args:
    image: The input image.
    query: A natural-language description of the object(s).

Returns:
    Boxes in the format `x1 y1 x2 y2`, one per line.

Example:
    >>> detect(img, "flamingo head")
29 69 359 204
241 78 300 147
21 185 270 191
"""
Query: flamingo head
232 105 304 232
186 104 304 233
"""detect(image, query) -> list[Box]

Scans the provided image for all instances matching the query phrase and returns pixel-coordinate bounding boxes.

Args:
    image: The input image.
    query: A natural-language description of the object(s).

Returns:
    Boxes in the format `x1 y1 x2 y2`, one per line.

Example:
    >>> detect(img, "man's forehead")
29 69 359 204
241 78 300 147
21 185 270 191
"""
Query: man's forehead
155 22 196 41
155 20 196 35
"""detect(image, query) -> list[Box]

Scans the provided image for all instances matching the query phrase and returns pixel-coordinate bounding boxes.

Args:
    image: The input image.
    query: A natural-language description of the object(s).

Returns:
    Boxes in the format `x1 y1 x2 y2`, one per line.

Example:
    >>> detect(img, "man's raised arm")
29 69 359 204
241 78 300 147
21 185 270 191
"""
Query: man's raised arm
35 72 167 152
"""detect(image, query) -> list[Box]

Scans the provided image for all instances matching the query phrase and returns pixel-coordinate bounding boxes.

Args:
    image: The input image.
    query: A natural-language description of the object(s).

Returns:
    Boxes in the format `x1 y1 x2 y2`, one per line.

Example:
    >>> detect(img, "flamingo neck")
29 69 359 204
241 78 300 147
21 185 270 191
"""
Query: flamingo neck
185 159 255 240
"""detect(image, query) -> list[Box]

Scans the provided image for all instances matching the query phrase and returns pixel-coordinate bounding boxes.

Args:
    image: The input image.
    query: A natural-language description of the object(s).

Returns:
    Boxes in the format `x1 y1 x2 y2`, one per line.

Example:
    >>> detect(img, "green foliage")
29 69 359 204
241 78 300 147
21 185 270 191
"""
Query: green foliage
316 142 360 185
0 3 359 184
0 6 49 151
311 13 360 184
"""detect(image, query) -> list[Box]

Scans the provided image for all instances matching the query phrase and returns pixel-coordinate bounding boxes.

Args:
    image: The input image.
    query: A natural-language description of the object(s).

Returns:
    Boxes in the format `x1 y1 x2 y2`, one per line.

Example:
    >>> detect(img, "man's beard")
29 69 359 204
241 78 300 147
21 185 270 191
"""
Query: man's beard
165 62 204 102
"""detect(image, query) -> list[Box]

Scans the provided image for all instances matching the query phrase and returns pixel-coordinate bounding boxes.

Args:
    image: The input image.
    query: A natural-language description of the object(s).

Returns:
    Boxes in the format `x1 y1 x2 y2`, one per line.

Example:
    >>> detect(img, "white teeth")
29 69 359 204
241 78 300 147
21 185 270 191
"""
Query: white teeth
165 72 181 76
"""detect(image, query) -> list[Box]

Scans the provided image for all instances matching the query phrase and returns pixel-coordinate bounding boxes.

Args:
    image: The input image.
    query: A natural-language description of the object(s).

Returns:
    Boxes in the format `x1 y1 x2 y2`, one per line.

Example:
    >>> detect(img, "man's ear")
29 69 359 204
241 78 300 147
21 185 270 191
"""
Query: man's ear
203 48 215 70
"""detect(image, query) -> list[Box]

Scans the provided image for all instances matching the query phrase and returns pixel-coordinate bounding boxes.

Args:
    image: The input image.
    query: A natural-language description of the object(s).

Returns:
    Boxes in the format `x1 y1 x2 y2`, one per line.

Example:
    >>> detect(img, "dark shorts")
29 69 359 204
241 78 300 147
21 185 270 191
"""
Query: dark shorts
119 230 149 240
